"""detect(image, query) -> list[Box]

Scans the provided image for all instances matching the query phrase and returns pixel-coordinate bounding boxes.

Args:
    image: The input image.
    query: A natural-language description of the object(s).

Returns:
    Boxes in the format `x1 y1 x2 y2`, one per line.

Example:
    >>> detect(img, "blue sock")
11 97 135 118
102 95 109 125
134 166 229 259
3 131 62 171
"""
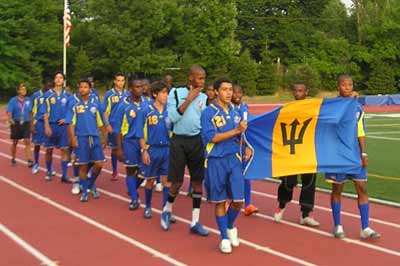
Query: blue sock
156 175 160 184
34 148 40 165
111 153 117 173
188 183 192 193
227 207 240 229
73 165 79 177
81 178 88 195
46 160 52 173
331 201 342 227
145 188 152 208
216 215 228 240
358 203 369 230
162 186 169 207
88 171 100 189
61 160 68 177
244 179 251 207
87 162 94 174
126 176 137 201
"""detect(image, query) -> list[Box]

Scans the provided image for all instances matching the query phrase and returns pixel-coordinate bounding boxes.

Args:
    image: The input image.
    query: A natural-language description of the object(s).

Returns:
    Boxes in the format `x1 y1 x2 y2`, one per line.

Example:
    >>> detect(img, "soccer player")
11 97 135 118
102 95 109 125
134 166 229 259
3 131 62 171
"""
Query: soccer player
139 81 171 218
7 83 33 167
273 84 319 227
40 72 72 182
115 79 148 210
162 75 173 91
102 73 128 181
66 78 106 202
205 83 216 106
201 77 247 253
231 84 259 216
326 75 380 239
87 76 99 98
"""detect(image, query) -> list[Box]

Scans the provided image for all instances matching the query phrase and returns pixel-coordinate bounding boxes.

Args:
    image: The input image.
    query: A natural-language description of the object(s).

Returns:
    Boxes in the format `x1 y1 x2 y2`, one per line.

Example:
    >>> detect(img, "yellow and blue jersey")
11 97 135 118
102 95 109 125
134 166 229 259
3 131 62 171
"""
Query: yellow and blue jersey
102 88 129 129
40 88 71 123
143 104 171 146
31 90 47 121
234 101 249 120
356 104 366 137
201 103 242 158
7 96 33 122
115 98 144 139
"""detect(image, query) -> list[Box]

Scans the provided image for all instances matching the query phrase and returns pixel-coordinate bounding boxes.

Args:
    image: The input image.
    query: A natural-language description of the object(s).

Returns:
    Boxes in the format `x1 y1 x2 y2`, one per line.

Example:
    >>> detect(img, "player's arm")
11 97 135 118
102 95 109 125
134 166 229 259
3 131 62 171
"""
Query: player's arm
138 111 150 165
115 110 127 161
42 97 52 137
6 99 15 125
102 92 113 133
66 104 77 148
7 112 15 125
357 111 368 167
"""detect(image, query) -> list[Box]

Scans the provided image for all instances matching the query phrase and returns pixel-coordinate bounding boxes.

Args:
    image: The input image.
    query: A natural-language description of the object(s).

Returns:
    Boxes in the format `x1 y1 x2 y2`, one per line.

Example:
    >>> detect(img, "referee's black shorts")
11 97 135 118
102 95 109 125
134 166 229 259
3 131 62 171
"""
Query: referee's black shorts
10 121 30 140
168 134 204 184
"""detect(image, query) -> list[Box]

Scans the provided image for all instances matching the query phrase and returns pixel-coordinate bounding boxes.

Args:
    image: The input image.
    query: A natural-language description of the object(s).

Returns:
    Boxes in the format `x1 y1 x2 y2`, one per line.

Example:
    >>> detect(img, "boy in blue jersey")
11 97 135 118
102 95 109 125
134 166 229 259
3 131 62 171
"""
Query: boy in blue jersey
115 79 148 211
102 73 128 181
66 79 106 202
30 79 52 174
7 83 33 167
231 84 259 216
201 78 248 254
41 72 72 183
139 81 171 218
326 75 380 240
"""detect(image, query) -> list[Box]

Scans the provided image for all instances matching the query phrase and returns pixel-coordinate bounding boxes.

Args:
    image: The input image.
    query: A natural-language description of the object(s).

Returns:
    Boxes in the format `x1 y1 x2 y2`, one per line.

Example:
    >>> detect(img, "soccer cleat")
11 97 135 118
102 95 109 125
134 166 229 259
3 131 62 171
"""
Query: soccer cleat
61 176 72 184
155 183 163 192
11 159 16 166
27 160 34 168
129 200 140 210
190 222 209 236
32 164 39 174
51 171 56 176
161 211 171 231
71 182 80 195
80 193 89 202
300 216 320 227
244 204 259 216
273 208 286 222
219 239 232 254
110 172 118 181
44 172 53 181
170 215 177 224
143 207 152 219
360 227 381 240
91 186 100 199
333 225 346 239
227 227 239 247
140 181 146 187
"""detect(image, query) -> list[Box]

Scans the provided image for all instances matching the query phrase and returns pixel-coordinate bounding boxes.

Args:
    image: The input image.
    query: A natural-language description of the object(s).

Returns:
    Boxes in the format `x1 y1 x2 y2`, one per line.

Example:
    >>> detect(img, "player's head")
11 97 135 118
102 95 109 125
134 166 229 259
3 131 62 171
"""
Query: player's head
78 78 91 97
151 81 169 105
205 83 216 102
17 83 27 96
232 84 243 105
141 79 150 96
128 78 143 97
54 71 65 87
188 65 206 89
292 83 308 100
163 75 173 89
87 76 95 88
214 77 233 105
338 75 353 98
44 78 53 91
114 73 125 90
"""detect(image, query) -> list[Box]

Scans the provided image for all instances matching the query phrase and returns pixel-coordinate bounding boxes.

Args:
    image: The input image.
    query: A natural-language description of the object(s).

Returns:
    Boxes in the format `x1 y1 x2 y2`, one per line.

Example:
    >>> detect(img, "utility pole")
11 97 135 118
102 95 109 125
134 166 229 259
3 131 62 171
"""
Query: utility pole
353 0 362 44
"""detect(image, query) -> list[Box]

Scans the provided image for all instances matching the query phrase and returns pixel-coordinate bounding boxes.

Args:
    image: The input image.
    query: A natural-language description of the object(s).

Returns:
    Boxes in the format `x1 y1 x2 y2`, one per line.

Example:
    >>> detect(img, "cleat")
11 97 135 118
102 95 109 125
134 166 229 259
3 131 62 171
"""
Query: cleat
32 163 39 174
333 225 346 239
170 215 177 224
155 183 163 192
80 193 89 202
273 208 285 222
140 181 146 187
219 239 232 254
300 216 320 227
44 172 53 181
110 172 118 181
71 182 80 195
61 176 72 184
129 200 140 210
360 227 381 240
11 159 16 166
27 160 34 168
51 171 56 176
190 222 209 236
227 227 239 247
244 204 259 216
161 211 171 231
143 207 152 219
91 186 100 199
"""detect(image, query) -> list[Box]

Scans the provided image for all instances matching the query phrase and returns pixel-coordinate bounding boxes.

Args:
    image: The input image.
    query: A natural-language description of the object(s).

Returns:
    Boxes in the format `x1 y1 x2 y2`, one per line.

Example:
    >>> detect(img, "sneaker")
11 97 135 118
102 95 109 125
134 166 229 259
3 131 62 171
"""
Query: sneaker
300 216 320 227
273 208 286 222
111 172 118 181
333 225 346 239
91 186 100 199
170 215 177 224
155 183 163 192
61 176 72 184
360 227 381 240
51 171 56 176
67 161 73 167
44 172 53 181
140 181 146 187
71 182 80 195
27 160 34 168
129 199 140 210
80 193 89 202
219 239 232 254
11 159 16 166
32 163 39 174
227 227 239 247
190 222 209 236
244 204 259 216
143 207 152 219
161 211 171 231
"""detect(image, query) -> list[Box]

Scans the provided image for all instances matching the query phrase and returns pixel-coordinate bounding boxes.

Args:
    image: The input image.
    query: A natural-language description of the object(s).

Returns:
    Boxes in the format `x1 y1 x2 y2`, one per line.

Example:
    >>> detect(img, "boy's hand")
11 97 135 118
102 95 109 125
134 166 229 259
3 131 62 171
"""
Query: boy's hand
45 125 52 137
142 150 150 166
361 153 368 167
106 124 113 134
71 136 78 148
117 148 124 162
187 85 201 102
237 121 248 134
244 146 253 161
9 119 15 126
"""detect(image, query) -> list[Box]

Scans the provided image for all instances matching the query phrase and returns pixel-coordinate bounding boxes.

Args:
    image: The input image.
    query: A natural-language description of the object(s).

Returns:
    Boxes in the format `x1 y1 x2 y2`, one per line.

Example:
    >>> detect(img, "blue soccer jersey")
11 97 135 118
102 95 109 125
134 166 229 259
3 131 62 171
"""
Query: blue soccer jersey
102 88 129 130
7 96 33 122
234 101 249 120
31 90 45 121
115 98 145 139
143 104 171 146
40 88 71 123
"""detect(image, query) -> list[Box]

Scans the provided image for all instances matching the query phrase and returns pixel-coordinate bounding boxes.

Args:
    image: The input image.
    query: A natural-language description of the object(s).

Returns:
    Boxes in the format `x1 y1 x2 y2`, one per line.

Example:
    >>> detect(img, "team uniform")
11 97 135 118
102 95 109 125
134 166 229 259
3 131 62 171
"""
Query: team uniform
7 96 32 140
31 90 47 145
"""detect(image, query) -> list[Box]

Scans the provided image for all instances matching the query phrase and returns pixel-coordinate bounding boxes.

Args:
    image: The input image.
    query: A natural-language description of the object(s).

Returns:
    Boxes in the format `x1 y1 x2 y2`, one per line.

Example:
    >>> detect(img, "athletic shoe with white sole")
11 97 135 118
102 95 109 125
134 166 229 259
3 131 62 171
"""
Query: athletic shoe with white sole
300 216 320 227
71 182 80 195
219 239 232 254
273 208 285 222
360 227 381 240
155 183 163 192
227 227 239 247
333 225 346 238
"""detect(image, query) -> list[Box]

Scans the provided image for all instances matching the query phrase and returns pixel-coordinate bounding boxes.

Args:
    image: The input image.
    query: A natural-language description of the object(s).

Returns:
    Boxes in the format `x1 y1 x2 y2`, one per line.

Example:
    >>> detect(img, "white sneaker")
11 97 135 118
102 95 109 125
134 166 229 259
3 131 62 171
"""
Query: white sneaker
140 181 146 187
300 216 320 227
333 225 345 238
360 227 381 240
219 239 232 254
71 182 80 195
155 183 163 192
227 227 239 247
273 208 285 222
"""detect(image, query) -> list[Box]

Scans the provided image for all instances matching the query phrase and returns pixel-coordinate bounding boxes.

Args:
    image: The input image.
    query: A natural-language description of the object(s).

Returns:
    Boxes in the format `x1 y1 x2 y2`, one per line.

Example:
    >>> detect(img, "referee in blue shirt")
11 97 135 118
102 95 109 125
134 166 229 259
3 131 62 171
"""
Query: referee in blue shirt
161 65 209 236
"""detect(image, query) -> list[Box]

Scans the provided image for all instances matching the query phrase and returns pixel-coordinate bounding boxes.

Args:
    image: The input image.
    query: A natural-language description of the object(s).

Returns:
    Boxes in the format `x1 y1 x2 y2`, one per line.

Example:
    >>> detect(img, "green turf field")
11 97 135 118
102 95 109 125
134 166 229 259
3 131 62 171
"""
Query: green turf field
316 113 400 203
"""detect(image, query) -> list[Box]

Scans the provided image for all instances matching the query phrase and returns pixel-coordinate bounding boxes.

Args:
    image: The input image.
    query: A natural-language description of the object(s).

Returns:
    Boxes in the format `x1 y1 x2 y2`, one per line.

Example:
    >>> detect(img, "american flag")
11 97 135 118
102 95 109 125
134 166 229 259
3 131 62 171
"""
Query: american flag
64 1 72 46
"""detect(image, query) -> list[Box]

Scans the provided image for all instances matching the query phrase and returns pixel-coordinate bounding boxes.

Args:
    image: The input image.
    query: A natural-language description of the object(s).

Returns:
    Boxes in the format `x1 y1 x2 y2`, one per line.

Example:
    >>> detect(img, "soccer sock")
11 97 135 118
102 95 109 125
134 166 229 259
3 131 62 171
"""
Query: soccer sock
46 159 52 173
73 165 79 178
191 208 200 227
80 178 88 195
111 153 118 173
227 207 240 229
244 179 251 207
87 162 94 173
156 175 160 184
162 186 169 207
34 146 40 165
145 188 152 208
187 183 192 193
163 191 177 212
88 170 100 189
191 192 202 226
216 215 228 240
61 160 68 177
331 201 342 227
125 176 137 201
358 203 370 230
279 202 286 209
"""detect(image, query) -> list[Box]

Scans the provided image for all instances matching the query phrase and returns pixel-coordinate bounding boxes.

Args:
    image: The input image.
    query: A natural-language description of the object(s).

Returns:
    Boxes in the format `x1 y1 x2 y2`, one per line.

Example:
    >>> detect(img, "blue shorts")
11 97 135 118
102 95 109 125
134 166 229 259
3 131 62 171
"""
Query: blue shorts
204 153 244 203
107 132 118 149
139 146 169 179
32 120 45 145
325 167 367 183
122 138 141 167
74 136 105 165
44 123 68 149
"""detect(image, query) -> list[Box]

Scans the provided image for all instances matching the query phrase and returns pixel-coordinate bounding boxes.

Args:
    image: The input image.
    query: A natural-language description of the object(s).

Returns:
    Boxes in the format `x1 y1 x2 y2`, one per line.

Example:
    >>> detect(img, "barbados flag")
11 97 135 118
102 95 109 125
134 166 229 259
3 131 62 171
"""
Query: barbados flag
244 98 362 179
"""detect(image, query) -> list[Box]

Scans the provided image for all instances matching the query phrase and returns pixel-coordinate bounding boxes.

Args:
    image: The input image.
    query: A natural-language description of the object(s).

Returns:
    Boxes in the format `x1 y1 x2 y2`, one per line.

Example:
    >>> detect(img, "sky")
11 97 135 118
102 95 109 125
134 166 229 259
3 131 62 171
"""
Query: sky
341 0 353 8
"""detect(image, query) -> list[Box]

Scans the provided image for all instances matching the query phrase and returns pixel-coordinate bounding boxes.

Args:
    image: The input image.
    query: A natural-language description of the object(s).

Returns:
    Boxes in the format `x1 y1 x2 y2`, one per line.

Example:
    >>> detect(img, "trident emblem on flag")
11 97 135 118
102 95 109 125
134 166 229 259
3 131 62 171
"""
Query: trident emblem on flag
280 118 312 155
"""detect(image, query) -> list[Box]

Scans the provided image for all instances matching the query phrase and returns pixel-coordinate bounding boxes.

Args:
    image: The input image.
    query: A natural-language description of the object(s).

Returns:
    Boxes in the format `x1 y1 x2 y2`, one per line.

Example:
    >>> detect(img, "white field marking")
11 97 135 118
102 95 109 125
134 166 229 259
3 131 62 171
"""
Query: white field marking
366 124 400 127
368 131 400 135
367 136 400 141
0 223 58 266
248 103 283 107
0 154 318 266
365 113 400 118
0 175 187 266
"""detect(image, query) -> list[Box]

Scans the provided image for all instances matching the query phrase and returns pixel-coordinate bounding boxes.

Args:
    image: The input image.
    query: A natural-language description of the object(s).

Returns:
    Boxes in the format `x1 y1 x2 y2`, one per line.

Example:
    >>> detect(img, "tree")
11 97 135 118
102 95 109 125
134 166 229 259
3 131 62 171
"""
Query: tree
285 64 320 96
71 47 92 88
366 61 397 95
230 49 258 96
257 49 277 95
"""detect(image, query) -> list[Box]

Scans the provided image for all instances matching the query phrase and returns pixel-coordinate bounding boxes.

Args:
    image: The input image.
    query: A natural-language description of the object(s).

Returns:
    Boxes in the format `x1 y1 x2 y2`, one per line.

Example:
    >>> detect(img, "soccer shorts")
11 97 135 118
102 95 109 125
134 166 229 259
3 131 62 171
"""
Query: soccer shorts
10 121 30 140
32 120 45 145
325 167 367 183
74 136 105 165
44 123 68 149
122 138 141 167
140 146 169 179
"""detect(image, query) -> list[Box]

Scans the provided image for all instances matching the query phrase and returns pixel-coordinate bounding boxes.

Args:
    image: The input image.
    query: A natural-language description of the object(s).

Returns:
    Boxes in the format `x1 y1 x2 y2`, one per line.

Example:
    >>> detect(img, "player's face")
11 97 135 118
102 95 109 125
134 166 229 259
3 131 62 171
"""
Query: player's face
293 85 307 100
130 80 143 97
232 88 243 105
189 71 206 89
154 88 168 105
79 82 90 97
206 86 216 101
54 73 64 87
339 78 353 97
142 81 150 95
44 82 52 91
216 82 233 105
18 86 27 97
114 76 125 90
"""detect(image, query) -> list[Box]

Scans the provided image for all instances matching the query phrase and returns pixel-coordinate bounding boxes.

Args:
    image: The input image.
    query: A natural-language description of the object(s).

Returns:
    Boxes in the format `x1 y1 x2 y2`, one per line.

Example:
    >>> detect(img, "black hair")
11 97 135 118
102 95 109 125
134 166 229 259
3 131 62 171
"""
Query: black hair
114 72 125 79
213 77 232 91
128 78 141 88
292 83 307 90
54 71 65 80
233 83 243 92
78 78 91 88
151 81 168 97
337 75 352 85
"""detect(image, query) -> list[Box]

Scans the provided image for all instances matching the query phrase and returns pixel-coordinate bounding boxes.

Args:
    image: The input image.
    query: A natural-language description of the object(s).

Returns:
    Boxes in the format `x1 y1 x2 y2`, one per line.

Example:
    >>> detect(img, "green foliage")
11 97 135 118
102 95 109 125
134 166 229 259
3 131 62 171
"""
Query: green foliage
366 61 397 95
286 64 320 96
229 50 259 96
71 47 92 88
256 49 278 95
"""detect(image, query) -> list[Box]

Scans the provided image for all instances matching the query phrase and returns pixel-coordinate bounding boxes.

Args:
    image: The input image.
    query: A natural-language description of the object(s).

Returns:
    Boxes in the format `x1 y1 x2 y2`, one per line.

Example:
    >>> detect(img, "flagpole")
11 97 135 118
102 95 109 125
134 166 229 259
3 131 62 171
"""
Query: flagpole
63 0 67 82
